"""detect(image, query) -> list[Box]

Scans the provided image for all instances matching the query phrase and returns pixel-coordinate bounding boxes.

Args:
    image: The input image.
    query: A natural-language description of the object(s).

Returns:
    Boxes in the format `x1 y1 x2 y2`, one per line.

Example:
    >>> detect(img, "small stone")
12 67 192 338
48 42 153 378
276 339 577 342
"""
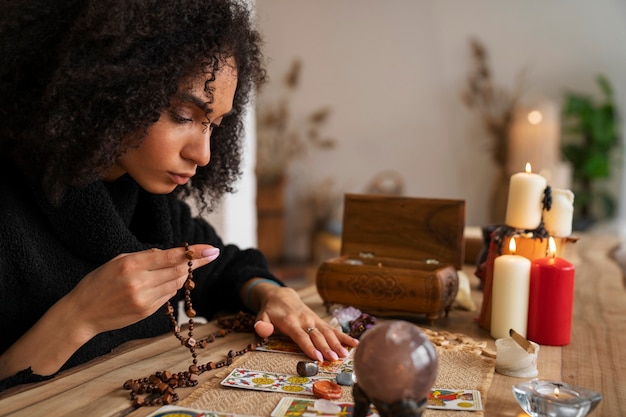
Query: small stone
332 306 362 327
296 361 318 377
312 380 342 400
336 371 354 386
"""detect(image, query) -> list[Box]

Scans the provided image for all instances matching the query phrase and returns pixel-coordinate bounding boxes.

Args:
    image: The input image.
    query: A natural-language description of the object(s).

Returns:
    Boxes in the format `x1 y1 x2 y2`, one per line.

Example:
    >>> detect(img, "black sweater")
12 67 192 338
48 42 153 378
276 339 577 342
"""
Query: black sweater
0 165 278 391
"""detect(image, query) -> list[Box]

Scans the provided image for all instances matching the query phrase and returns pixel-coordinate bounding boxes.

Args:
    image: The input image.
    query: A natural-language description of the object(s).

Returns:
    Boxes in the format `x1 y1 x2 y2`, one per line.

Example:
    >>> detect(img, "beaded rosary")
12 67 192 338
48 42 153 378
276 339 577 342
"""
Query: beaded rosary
122 243 266 408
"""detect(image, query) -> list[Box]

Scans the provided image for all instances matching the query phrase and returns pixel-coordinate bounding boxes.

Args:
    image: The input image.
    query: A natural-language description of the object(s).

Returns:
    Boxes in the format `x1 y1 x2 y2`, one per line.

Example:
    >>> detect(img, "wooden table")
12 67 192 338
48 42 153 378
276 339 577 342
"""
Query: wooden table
0 233 624 416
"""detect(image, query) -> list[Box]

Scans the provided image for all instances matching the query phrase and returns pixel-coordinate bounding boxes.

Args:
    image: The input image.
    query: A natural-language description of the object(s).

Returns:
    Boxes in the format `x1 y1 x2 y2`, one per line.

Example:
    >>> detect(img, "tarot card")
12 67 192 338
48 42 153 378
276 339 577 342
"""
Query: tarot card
256 336 354 366
255 335 305 355
427 388 483 411
221 368 334 396
146 404 260 417
270 397 380 417
317 356 353 374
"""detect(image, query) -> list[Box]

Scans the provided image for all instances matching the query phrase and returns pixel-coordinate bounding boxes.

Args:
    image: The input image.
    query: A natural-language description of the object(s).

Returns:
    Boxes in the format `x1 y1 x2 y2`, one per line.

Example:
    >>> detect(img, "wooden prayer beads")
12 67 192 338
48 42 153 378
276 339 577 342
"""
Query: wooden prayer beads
123 243 264 408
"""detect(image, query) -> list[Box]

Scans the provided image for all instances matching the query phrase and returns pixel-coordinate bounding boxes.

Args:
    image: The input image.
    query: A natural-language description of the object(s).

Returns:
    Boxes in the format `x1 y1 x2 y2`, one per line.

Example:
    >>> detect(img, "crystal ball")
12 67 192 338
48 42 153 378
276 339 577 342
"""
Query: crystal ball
353 320 438 404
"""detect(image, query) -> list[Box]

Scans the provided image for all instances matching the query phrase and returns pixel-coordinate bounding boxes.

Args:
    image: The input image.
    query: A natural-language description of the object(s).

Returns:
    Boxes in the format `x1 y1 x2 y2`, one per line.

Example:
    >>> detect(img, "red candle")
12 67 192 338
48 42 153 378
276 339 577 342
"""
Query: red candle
527 237 576 345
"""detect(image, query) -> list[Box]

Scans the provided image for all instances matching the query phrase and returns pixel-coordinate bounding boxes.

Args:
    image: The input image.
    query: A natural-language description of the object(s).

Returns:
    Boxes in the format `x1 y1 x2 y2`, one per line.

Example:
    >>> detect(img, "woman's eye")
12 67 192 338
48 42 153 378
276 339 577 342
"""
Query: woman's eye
169 110 193 124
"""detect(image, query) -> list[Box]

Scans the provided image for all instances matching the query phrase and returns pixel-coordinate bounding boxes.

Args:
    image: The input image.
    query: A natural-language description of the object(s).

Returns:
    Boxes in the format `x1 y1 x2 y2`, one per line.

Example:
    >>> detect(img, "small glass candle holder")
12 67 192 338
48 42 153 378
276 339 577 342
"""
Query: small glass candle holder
512 379 602 417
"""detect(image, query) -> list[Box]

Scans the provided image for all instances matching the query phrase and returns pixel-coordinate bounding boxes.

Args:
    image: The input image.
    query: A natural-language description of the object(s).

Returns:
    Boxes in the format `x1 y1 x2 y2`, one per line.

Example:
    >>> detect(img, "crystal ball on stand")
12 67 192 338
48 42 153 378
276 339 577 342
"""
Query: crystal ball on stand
352 320 438 417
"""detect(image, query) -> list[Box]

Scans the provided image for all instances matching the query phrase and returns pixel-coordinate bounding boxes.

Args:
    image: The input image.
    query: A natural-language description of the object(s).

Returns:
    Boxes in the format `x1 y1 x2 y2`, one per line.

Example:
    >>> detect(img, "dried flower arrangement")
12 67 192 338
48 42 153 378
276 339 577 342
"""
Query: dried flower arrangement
461 38 525 168
461 38 527 224
256 59 336 186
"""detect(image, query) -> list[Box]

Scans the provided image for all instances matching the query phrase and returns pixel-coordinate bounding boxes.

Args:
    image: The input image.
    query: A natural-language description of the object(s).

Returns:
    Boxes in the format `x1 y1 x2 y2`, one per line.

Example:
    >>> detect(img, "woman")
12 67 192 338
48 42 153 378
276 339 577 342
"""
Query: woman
0 0 357 391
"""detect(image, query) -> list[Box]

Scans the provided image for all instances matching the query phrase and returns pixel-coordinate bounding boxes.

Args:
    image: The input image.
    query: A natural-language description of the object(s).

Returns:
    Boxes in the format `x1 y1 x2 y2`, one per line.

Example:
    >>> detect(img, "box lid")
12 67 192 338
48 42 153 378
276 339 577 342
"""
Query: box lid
340 194 465 270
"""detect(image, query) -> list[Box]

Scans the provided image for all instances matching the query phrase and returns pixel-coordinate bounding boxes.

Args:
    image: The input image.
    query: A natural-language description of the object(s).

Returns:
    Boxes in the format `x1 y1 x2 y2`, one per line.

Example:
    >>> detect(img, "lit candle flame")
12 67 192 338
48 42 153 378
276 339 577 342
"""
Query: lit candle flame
548 236 557 258
525 162 532 174
509 237 517 254
554 386 560 398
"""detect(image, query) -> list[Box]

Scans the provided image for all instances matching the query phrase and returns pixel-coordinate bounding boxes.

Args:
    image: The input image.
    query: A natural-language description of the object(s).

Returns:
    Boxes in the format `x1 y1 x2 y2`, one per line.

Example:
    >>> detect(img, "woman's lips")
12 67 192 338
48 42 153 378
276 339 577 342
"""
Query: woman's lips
169 172 194 185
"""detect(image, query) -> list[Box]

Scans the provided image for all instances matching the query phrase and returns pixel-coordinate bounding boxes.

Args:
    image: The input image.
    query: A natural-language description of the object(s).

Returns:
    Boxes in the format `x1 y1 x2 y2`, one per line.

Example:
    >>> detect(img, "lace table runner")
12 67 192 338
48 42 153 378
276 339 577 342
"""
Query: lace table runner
179 332 495 417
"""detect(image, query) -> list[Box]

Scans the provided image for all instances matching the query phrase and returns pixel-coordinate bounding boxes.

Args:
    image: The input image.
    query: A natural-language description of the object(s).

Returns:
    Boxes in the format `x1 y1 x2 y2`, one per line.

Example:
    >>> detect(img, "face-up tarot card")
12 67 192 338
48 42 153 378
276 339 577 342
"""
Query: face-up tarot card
427 388 483 411
220 368 335 396
317 356 353 374
270 397 379 417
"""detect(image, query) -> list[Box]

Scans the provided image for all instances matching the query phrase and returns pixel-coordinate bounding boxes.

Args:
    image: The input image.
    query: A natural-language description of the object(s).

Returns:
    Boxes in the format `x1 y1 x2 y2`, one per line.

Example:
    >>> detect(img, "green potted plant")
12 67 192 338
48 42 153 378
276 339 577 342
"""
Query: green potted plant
561 75 621 229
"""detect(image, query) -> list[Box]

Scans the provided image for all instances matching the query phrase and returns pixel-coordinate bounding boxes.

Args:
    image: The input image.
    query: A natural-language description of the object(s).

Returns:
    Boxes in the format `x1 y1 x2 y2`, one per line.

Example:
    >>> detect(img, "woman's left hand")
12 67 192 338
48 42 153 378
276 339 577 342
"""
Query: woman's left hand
249 283 358 362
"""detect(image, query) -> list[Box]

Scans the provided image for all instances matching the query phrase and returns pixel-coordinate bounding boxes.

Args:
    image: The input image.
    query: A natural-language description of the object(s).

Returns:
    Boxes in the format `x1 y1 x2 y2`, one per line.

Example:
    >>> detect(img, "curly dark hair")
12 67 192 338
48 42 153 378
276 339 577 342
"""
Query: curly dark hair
0 0 266 209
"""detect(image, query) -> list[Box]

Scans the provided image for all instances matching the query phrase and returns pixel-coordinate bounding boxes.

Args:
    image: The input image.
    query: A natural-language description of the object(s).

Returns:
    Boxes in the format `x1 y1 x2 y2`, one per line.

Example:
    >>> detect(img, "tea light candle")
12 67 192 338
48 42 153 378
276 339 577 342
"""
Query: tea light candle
527 237 576 345
505 163 547 230
543 188 575 237
490 238 531 339
538 385 576 399
512 379 602 417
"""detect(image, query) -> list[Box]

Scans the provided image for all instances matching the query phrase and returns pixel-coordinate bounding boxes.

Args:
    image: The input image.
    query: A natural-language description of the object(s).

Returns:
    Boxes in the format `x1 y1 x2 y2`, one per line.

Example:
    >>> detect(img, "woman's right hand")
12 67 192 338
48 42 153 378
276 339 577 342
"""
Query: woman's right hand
0 244 219 380
67 244 220 335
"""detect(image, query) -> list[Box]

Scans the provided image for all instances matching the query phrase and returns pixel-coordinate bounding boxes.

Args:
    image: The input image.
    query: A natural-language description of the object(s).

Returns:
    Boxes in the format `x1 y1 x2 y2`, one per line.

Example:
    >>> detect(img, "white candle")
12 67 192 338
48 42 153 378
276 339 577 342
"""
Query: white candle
505 163 547 230
491 238 531 339
543 189 574 237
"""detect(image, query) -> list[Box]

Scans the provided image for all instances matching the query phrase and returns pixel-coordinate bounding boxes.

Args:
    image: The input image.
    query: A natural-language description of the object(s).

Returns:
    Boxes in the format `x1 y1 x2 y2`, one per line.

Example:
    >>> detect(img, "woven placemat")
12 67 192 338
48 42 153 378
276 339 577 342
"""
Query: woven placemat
179 336 495 417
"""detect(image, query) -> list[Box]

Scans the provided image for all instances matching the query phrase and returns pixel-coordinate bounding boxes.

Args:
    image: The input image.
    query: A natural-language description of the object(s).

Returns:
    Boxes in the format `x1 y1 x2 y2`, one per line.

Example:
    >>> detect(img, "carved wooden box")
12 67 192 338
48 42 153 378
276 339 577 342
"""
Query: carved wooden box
316 194 465 321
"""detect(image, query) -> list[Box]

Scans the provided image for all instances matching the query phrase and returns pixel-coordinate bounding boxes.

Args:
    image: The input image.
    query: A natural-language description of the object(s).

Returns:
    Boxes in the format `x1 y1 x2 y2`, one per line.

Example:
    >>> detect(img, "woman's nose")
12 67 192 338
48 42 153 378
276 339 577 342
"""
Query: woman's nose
185 127 212 167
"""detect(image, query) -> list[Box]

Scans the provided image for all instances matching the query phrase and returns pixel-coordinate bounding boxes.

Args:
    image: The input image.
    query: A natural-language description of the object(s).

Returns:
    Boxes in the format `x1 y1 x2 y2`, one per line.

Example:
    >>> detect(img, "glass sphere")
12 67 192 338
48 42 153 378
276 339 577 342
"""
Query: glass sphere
353 320 438 404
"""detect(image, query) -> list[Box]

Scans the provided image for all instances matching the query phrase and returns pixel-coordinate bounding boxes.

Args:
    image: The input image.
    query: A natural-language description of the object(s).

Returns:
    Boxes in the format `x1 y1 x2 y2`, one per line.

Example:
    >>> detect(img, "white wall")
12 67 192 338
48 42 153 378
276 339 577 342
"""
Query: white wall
203 106 257 248
255 0 626 259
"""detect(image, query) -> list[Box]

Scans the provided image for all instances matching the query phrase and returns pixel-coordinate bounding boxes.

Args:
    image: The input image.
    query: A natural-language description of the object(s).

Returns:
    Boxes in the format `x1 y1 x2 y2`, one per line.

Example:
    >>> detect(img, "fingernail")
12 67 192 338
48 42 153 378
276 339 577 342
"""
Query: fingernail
339 346 350 357
313 350 324 362
201 247 220 259
329 351 339 361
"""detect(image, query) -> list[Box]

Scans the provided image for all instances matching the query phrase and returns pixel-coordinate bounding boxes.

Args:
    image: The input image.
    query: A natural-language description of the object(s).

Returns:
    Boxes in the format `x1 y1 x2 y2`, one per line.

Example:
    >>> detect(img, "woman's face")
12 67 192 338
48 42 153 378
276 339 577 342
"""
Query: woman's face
105 58 238 194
